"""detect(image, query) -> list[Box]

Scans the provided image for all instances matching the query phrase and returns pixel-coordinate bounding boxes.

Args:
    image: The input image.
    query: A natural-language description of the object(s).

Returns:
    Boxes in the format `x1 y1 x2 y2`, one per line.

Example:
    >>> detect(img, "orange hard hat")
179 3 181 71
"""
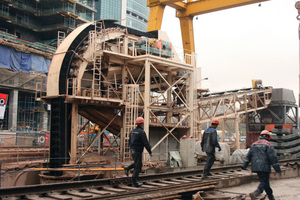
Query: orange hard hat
211 118 219 125
260 130 271 140
136 117 144 124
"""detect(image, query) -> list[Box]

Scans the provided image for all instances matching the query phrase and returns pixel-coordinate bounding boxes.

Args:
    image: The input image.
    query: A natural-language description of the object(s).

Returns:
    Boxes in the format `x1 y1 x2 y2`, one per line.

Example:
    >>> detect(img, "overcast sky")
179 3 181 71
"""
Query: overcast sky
161 0 299 103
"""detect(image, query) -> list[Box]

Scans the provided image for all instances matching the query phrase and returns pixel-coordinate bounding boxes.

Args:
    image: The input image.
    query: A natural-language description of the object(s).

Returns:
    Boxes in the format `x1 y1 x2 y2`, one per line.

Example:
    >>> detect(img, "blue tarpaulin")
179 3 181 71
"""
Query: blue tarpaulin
0 45 50 73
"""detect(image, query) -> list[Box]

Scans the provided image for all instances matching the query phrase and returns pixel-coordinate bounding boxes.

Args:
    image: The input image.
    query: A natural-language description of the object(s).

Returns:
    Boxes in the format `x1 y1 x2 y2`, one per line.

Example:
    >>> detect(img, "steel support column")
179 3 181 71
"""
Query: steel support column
179 16 195 57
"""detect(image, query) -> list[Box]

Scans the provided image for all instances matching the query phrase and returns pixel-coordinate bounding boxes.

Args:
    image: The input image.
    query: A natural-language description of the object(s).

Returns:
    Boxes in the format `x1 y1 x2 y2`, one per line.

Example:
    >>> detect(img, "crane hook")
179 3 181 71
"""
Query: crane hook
297 14 300 20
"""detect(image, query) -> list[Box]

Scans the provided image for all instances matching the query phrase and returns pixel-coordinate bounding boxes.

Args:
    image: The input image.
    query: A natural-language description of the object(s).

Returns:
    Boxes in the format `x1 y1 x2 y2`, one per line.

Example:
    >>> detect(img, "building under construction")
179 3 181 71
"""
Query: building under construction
0 0 99 133
0 1 299 197
0 0 96 46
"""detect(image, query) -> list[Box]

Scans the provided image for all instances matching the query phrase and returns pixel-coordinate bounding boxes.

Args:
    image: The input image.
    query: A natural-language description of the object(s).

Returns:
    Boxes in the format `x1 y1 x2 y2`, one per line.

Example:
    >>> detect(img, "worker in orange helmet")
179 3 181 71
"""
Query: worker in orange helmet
124 117 152 187
241 130 281 200
201 118 221 178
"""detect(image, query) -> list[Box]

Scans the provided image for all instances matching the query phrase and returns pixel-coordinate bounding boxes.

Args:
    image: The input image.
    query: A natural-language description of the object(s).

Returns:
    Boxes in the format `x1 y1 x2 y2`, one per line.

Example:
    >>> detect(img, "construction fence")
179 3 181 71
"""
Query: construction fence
0 132 49 147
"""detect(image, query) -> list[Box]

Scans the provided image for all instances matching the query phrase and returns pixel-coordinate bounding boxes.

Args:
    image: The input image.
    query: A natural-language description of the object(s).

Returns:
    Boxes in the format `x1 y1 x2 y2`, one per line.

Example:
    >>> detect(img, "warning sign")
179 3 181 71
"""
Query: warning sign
0 93 8 120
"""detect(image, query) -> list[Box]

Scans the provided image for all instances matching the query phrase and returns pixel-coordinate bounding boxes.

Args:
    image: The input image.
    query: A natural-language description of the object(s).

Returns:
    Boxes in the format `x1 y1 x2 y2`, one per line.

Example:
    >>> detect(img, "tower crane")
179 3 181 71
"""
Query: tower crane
147 0 270 56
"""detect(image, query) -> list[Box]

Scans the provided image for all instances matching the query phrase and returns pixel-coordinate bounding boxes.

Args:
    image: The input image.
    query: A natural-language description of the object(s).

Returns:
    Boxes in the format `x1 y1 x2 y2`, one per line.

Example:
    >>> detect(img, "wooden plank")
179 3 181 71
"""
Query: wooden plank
23 194 42 200
46 193 73 200
181 177 203 181
85 188 113 195
145 181 169 187
118 185 140 190
158 180 181 185
102 187 126 192
66 190 93 198
170 178 190 183
141 184 156 188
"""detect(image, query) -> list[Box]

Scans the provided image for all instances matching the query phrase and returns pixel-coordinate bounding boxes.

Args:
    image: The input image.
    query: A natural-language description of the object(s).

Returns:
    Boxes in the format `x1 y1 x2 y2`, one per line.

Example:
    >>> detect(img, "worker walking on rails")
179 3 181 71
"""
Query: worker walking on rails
124 117 152 187
241 130 281 200
201 118 222 178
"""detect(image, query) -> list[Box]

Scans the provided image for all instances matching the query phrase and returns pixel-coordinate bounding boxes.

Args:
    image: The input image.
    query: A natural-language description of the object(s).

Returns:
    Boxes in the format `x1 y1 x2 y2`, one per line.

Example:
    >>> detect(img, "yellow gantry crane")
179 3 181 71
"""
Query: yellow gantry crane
147 0 270 55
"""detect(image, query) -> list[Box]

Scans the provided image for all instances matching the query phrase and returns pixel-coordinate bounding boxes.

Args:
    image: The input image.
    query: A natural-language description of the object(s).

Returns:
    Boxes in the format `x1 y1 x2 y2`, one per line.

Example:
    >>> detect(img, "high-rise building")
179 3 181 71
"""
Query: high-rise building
94 0 149 32
0 0 97 46
0 0 97 132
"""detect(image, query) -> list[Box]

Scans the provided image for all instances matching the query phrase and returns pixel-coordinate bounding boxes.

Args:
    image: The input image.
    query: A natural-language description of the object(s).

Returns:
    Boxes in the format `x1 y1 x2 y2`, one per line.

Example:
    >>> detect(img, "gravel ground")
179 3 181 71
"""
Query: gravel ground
216 176 300 199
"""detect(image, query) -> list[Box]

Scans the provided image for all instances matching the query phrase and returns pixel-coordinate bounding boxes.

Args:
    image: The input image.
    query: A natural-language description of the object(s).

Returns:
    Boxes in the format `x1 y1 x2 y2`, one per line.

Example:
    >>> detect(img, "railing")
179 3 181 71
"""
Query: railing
40 7 69 15
0 30 57 54
13 1 38 13
78 12 92 21
0 10 9 17
0 69 48 91
78 0 94 8
66 78 123 100
128 37 196 66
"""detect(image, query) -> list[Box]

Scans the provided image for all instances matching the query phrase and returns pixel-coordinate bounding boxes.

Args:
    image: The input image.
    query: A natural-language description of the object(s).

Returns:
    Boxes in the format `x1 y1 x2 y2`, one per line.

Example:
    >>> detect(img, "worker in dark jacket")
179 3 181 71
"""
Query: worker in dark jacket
241 130 281 200
201 118 221 178
124 117 152 187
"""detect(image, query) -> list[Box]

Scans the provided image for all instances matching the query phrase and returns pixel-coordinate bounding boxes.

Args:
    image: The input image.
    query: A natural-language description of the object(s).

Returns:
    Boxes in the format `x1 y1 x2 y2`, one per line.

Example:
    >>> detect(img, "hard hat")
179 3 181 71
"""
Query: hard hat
182 135 187 139
136 117 144 124
211 118 219 125
260 130 271 140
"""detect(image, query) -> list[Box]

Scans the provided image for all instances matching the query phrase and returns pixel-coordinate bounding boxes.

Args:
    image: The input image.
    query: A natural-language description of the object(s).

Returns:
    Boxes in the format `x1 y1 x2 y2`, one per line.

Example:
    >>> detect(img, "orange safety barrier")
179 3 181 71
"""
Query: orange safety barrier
282 124 293 130
265 125 275 132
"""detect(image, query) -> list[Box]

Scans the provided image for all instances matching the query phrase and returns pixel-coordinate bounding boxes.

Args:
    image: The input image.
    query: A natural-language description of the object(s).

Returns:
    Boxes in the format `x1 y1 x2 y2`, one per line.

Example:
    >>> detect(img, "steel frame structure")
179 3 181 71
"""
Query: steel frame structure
196 88 272 148
44 20 275 169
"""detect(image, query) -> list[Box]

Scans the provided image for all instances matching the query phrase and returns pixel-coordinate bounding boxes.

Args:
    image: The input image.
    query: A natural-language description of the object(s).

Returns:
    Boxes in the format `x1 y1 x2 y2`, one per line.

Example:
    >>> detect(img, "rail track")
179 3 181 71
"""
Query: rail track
0 158 299 200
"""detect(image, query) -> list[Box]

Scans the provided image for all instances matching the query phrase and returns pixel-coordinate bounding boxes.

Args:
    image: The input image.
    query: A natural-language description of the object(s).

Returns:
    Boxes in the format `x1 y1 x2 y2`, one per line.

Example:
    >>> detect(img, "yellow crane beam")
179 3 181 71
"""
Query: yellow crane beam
176 0 270 18
147 4 166 32
179 16 195 55
147 0 186 32
147 0 270 56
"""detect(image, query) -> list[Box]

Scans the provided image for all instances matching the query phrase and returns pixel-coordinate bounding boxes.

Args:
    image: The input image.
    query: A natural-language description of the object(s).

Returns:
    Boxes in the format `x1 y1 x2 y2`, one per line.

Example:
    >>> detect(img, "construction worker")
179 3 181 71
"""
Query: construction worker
201 118 221 178
124 117 152 187
241 130 281 200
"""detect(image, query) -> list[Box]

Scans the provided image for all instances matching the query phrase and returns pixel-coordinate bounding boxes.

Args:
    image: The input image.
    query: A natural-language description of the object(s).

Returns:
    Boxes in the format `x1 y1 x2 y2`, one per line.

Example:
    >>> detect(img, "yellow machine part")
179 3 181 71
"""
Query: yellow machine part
147 0 270 55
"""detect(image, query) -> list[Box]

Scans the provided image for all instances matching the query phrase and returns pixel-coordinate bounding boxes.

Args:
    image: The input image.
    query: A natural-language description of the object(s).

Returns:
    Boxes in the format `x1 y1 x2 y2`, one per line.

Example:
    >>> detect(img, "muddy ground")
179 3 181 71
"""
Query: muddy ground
215 176 300 199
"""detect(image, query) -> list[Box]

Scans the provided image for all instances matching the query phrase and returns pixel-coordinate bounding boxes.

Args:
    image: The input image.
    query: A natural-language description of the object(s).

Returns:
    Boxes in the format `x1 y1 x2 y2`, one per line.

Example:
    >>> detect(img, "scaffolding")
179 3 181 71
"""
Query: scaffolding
43 21 277 168
0 0 96 52
0 68 49 132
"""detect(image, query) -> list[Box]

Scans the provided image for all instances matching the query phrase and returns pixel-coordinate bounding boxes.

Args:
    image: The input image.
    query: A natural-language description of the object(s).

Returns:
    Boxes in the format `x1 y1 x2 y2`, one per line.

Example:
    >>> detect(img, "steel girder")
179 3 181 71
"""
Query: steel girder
197 87 272 124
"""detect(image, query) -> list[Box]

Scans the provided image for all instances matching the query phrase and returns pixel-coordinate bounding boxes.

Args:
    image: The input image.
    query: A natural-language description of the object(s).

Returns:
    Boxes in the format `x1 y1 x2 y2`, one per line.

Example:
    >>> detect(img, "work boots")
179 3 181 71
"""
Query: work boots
202 170 212 178
249 188 262 200
207 171 213 176
202 170 208 178
124 167 129 176
133 182 143 187
132 178 143 187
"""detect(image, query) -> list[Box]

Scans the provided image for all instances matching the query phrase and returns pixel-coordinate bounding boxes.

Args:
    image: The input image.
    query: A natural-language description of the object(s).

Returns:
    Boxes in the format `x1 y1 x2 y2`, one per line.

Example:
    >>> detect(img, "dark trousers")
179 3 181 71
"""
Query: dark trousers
257 172 273 196
126 150 143 181
204 152 215 173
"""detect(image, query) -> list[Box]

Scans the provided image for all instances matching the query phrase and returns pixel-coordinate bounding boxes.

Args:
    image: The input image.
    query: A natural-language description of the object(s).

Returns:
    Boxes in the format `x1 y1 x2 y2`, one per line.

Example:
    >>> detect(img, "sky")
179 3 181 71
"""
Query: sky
161 0 299 103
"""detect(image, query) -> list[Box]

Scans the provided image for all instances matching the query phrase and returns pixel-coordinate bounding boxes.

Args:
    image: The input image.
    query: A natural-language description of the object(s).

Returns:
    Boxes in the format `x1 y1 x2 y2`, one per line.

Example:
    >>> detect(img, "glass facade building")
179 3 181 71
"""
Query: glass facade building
94 0 149 32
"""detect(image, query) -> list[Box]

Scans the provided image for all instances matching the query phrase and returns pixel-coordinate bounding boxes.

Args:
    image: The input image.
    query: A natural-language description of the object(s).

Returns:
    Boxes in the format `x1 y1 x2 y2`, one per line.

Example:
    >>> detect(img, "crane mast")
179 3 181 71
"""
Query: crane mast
147 0 270 56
